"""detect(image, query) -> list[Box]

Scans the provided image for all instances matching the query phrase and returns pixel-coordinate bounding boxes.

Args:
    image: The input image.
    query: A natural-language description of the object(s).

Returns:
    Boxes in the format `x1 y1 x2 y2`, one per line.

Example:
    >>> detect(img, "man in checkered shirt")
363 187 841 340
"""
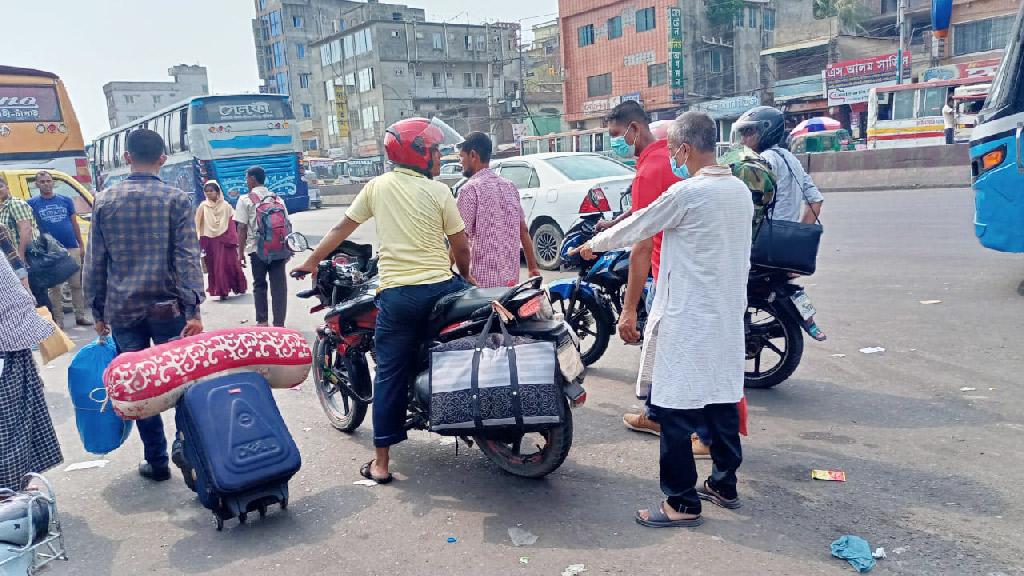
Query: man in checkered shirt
84 128 205 483
455 132 540 288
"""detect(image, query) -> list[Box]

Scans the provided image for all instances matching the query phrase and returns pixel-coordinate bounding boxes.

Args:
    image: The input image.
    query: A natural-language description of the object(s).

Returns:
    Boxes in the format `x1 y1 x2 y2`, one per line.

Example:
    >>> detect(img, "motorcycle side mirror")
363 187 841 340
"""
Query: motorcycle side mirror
286 232 311 252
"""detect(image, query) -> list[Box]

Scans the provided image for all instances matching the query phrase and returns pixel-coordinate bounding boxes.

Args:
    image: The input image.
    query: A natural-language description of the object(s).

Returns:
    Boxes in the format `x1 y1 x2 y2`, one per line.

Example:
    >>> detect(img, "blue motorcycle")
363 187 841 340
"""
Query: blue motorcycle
547 215 650 366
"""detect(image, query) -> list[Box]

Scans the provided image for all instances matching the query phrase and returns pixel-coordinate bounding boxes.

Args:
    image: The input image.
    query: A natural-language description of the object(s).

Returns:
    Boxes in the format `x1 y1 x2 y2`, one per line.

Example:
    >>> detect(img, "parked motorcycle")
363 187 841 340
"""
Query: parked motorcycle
288 233 586 479
547 215 649 366
744 267 817 389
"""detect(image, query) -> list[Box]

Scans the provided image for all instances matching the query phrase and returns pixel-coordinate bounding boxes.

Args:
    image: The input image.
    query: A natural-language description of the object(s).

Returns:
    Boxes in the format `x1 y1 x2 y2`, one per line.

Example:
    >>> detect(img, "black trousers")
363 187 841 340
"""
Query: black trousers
648 401 743 515
944 127 955 145
249 255 288 327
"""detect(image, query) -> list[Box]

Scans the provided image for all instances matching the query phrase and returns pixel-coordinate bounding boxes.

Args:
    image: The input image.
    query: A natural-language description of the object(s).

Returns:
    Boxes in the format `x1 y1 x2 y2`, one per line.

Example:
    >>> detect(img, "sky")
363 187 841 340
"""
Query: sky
6 0 557 141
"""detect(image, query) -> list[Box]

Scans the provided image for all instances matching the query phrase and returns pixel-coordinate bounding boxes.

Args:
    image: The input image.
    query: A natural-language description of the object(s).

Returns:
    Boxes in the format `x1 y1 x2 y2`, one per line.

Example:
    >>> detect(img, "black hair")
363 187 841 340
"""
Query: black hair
246 166 267 185
126 128 166 164
606 100 650 127
457 132 492 163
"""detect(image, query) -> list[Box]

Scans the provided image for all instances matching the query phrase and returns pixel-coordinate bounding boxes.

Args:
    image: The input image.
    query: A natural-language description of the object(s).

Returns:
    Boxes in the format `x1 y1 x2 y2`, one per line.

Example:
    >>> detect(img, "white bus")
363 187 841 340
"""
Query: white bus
92 94 310 211
867 77 990 149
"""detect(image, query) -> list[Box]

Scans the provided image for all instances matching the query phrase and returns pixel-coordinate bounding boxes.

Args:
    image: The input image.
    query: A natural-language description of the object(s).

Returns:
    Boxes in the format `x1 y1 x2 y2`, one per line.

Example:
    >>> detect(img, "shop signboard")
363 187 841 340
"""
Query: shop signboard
825 53 911 106
667 7 684 101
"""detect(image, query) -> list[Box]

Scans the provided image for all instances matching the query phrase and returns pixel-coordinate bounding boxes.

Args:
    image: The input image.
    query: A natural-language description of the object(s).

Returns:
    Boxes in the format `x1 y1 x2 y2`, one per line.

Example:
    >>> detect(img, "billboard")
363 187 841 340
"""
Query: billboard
667 6 684 102
825 53 911 106
333 84 349 138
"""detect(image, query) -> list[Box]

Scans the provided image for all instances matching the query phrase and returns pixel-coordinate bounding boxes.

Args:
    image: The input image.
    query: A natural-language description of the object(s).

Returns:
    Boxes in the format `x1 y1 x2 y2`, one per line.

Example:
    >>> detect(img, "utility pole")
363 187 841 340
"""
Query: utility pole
896 0 906 84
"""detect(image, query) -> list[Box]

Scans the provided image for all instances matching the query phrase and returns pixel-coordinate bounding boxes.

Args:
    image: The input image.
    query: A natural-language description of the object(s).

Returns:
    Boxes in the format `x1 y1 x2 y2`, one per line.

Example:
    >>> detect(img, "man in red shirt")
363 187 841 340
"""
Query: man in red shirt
602 102 707 452
602 100 679 342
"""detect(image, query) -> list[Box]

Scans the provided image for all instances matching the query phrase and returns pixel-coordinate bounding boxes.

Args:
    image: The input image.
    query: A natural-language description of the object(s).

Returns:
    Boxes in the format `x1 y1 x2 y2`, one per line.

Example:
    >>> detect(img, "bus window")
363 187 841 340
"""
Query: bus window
920 87 946 118
178 108 189 152
112 133 122 168
893 90 915 120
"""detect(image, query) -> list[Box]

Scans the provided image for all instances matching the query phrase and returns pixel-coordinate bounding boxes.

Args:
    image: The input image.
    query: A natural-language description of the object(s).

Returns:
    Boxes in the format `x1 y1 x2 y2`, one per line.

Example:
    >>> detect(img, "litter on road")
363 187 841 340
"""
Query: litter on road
831 354 847 358
812 469 847 482
919 300 943 305
959 387 977 392
508 526 539 547
353 479 378 487
64 459 109 472
830 535 877 573
561 565 587 576
859 347 886 354
872 547 887 559
519 557 529 565
447 537 457 544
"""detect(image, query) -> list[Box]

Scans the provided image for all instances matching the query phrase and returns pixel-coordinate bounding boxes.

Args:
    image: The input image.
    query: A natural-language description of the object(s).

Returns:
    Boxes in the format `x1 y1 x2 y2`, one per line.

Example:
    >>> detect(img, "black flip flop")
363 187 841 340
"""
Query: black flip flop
634 502 704 528
697 481 742 509
359 460 393 485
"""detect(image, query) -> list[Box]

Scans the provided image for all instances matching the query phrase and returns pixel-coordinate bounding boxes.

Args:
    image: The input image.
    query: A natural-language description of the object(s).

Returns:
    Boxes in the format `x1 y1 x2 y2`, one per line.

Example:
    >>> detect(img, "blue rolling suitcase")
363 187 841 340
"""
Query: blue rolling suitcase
173 372 301 530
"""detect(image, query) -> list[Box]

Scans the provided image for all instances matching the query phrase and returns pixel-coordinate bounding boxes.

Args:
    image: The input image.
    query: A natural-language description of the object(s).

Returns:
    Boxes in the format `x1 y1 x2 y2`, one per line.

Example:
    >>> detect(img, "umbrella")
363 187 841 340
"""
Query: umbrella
789 117 841 138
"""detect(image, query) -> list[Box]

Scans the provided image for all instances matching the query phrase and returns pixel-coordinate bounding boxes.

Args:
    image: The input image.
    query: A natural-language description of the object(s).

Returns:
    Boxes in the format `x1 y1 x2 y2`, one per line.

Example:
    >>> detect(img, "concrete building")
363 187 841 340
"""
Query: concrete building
252 0 426 151
558 0 769 137
102 65 207 129
309 10 522 166
522 19 565 137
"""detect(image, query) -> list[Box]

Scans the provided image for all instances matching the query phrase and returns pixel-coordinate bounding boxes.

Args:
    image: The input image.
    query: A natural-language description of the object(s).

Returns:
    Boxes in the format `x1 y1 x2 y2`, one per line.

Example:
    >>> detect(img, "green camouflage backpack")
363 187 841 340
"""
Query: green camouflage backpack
721 146 777 236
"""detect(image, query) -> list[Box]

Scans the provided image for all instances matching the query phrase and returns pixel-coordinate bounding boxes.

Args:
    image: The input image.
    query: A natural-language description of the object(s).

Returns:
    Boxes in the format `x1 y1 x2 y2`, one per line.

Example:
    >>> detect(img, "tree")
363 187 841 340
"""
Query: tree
814 0 869 33
706 0 746 28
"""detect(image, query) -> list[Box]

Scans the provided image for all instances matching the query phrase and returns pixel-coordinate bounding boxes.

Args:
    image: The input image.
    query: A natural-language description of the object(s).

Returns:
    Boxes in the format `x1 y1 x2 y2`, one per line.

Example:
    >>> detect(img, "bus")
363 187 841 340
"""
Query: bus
866 76 990 149
971 3 1023 253
952 83 990 143
0 66 92 187
92 93 309 212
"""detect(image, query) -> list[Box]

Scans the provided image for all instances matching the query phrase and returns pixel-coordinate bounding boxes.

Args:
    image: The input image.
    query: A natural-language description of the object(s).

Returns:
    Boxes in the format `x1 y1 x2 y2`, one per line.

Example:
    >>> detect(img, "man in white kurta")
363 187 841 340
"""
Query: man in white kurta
578 111 753 527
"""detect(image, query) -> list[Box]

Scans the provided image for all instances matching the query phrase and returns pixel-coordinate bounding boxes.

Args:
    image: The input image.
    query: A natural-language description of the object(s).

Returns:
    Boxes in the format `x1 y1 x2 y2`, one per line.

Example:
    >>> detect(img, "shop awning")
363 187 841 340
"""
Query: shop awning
761 37 830 56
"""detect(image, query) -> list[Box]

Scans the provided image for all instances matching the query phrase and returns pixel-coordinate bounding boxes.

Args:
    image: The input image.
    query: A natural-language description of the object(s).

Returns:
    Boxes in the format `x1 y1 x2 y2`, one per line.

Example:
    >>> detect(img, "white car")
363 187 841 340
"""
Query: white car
456 153 635 270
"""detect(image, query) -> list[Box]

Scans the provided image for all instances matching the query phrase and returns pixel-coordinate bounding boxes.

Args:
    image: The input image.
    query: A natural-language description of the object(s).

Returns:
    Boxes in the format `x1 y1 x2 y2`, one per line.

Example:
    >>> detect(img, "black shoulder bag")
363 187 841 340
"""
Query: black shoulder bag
751 150 823 276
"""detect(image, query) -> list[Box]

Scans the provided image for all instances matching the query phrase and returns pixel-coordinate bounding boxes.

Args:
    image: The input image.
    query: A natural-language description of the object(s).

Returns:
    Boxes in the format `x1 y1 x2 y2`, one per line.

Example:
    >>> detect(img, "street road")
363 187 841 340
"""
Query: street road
38 188 1024 575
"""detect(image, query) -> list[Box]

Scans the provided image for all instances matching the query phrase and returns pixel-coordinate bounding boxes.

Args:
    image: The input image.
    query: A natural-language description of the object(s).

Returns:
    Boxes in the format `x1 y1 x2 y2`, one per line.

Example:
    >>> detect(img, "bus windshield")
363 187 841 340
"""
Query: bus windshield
981 9 1022 119
191 96 293 124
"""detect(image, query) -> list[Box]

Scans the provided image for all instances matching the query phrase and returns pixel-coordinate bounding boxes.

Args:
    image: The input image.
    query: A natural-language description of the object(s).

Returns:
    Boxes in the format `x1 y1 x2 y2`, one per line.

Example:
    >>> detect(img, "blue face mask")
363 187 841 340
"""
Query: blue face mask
669 145 690 179
610 125 636 158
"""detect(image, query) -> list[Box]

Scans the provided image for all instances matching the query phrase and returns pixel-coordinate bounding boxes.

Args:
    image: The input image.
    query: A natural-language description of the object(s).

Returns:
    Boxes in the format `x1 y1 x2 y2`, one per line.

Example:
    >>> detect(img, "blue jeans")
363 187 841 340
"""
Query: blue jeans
372 276 468 448
112 315 186 470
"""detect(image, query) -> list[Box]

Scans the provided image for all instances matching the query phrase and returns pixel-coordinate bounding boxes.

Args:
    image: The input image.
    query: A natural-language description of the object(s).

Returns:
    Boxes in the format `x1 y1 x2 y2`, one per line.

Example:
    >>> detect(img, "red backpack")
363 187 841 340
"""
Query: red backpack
248 192 292 263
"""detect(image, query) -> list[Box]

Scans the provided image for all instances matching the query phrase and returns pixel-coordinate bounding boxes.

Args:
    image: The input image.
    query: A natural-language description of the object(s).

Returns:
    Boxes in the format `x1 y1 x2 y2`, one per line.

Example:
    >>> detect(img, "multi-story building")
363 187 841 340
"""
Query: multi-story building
252 0 424 151
102 65 207 129
522 19 565 136
559 0 768 138
309 11 522 166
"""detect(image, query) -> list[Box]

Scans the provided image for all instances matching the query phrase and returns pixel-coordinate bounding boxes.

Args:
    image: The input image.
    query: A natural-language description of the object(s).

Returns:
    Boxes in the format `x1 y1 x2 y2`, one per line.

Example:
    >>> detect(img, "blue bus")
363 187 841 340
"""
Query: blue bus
92 93 309 212
971 4 1023 252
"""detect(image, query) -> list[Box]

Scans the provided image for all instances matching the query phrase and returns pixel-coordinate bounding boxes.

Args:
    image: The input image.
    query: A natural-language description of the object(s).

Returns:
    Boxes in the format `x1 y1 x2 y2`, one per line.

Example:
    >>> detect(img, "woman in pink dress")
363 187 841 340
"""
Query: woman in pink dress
195 181 247 300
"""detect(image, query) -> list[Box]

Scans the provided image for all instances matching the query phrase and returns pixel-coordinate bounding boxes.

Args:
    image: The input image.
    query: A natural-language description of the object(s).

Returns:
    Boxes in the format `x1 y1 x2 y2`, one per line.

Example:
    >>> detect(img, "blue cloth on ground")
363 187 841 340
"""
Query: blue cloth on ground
831 535 876 573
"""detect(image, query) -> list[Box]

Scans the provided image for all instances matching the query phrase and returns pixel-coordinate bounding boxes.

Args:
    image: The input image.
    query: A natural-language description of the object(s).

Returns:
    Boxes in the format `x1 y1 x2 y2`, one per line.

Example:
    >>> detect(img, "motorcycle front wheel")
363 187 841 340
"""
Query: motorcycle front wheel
549 293 612 366
313 336 369 432
744 299 804 389
475 400 573 479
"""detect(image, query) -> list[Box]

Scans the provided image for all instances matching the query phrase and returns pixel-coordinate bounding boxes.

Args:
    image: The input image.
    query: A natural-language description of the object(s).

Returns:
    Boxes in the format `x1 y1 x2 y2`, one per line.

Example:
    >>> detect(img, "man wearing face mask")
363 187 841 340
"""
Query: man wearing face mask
602 102 700 445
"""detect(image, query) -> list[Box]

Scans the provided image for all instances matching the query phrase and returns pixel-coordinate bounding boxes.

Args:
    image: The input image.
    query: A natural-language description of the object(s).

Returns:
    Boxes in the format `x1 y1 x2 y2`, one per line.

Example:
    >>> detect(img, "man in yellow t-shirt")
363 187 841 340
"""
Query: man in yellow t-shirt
293 118 474 484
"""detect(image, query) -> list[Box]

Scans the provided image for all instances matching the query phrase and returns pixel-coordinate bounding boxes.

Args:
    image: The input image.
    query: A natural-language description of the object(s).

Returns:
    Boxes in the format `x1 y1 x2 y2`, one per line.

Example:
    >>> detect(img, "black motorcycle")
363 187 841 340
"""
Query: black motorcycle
289 233 586 479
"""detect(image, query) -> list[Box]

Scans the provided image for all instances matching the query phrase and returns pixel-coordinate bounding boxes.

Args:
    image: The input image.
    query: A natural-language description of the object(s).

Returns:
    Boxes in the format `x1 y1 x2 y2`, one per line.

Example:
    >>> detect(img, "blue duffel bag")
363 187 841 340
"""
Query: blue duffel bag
67 337 133 455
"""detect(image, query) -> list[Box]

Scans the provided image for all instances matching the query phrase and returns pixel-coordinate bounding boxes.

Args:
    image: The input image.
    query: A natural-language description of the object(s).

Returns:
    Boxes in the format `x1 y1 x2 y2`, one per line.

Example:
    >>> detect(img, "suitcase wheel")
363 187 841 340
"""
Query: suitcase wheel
238 512 248 524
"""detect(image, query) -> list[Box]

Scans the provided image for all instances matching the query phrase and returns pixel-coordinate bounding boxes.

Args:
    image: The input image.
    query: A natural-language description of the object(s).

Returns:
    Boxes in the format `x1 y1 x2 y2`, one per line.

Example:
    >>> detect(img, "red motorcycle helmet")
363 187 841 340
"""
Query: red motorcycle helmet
384 117 463 176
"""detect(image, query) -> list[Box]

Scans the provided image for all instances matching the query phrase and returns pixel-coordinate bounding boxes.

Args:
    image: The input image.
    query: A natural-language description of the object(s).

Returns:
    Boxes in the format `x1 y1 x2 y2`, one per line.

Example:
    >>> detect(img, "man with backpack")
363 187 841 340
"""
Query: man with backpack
234 166 292 327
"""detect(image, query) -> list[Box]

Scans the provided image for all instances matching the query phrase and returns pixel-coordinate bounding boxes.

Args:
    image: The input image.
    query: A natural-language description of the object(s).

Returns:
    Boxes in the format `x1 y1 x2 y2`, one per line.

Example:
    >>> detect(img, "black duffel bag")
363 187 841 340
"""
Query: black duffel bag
751 216 822 276
26 233 79 289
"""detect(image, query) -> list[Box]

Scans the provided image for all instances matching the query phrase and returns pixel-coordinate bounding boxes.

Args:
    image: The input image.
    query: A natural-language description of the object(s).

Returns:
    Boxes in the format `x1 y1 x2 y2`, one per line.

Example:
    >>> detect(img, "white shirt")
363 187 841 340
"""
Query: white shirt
590 166 753 409
762 146 824 223
942 103 956 129
233 186 289 256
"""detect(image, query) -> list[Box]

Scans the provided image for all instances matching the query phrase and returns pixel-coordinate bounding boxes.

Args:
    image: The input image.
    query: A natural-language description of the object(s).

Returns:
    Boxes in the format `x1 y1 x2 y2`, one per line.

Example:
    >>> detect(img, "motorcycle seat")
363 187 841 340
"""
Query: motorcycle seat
430 287 507 330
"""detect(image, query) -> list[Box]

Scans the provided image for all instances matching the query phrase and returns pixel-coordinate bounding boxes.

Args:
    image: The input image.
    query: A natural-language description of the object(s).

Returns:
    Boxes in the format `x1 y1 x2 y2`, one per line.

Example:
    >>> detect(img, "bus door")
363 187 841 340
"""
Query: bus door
971 5 1024 252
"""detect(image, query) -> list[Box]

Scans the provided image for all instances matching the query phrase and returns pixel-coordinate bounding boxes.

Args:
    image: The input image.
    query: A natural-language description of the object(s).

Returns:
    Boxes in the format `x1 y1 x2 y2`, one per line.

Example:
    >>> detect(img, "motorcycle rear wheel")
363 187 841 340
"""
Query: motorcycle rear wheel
744 299 804 389
475 399 573 479
313 336 368 432
550 293 612 366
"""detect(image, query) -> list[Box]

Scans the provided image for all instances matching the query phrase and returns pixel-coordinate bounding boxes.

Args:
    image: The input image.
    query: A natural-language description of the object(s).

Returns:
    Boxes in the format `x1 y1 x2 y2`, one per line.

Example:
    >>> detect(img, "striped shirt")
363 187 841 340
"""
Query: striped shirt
84 173 204 326
0 256 52 352
456 168 524 288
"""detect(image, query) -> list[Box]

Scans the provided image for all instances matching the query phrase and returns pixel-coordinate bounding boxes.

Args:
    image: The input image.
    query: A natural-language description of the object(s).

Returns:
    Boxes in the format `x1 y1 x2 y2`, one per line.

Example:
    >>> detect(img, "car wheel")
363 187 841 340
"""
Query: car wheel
532 222 564 271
